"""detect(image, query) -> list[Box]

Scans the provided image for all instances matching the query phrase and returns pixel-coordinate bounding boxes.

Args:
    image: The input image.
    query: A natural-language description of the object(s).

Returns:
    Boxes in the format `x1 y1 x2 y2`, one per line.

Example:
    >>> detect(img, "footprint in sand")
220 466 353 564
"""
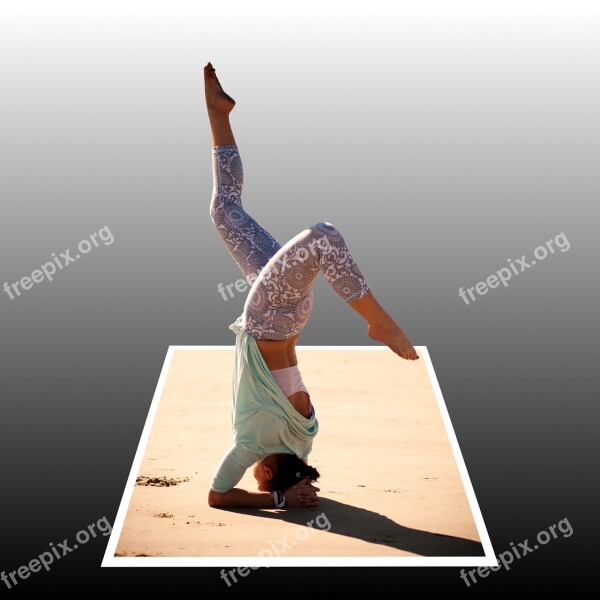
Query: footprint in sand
136 475 190 487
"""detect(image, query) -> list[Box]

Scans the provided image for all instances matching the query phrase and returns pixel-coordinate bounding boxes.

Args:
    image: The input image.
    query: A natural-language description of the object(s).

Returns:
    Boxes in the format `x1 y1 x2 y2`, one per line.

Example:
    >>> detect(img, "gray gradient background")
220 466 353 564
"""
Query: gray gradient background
0 0 597 593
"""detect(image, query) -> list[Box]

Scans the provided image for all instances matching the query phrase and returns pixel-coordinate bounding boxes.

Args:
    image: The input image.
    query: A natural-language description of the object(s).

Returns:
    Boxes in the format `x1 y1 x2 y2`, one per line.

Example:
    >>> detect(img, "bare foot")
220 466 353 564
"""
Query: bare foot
204 62 236 114
368 322 419 361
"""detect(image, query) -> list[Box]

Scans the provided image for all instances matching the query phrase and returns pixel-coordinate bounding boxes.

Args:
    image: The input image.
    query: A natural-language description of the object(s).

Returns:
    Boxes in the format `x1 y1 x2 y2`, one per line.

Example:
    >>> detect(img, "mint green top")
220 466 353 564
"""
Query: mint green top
209 315 319 493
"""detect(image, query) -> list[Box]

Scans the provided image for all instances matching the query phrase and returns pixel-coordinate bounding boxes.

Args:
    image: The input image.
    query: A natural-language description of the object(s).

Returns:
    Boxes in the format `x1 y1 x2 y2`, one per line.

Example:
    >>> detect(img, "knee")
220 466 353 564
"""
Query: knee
310 221 339 236
307 222 339 254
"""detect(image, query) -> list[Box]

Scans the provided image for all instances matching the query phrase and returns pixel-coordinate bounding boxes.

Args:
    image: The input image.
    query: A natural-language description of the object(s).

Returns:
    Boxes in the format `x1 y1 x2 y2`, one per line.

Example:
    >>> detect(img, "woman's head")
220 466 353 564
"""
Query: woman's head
253 454 320 492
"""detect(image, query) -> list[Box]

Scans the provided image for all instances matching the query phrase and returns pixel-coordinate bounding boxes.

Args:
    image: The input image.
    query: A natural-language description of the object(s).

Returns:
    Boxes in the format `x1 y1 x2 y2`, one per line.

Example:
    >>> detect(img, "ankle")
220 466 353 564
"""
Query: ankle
208 110 232 122
368 316 398 333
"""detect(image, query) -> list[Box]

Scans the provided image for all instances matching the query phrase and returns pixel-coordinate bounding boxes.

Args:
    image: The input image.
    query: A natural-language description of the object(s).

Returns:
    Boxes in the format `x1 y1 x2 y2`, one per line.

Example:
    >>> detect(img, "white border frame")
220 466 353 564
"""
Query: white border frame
102 345 496 567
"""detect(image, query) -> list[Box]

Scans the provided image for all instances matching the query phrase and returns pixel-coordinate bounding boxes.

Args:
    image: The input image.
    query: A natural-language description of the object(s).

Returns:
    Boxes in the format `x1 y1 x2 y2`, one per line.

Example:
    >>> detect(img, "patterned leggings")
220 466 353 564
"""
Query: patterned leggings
209 144 371 340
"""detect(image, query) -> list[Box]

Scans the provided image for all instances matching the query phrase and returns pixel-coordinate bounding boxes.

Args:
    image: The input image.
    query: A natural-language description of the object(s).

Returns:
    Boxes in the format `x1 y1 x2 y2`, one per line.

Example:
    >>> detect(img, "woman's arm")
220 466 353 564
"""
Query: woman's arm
209 444 261 499
208 488 273 508
208 478 320 508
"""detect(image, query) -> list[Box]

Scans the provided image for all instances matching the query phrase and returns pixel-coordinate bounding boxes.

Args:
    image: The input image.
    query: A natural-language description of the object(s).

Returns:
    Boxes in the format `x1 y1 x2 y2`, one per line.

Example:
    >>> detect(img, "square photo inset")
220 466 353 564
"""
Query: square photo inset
103 344 494 567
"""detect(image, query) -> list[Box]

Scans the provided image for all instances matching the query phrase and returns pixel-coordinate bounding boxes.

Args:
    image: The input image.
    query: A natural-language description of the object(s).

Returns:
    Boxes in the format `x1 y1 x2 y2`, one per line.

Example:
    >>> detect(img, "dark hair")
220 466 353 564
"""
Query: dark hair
267 454 320 492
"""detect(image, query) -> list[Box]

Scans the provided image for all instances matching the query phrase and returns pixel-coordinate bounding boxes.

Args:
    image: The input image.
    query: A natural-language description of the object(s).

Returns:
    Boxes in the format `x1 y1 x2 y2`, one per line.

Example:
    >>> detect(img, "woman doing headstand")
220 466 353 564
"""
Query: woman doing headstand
205 63 418 510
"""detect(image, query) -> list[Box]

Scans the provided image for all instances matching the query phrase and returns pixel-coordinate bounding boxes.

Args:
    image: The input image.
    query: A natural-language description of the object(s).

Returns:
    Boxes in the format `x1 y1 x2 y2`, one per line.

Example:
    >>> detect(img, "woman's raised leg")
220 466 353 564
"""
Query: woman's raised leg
204 62 282 281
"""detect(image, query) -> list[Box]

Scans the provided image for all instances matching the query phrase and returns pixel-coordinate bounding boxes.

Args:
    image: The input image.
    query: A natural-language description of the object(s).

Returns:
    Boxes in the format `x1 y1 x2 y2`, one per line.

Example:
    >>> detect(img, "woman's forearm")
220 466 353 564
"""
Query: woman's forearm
208 488 274 508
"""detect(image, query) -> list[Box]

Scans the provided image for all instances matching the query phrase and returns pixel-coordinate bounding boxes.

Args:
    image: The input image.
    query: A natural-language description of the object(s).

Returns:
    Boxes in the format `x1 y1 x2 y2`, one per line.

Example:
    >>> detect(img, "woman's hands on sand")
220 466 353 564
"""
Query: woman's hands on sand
283 477 320 508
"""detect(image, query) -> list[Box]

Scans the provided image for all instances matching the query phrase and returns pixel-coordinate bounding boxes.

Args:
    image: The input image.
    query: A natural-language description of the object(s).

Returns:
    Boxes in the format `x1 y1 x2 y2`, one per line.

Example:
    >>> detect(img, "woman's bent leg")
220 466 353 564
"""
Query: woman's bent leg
243 222 371 340
243 221 419 360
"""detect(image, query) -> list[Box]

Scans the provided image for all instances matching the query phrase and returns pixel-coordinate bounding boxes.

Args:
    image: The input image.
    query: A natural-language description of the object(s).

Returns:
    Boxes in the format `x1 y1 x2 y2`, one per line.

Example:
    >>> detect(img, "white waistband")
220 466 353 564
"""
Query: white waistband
270 365 309 398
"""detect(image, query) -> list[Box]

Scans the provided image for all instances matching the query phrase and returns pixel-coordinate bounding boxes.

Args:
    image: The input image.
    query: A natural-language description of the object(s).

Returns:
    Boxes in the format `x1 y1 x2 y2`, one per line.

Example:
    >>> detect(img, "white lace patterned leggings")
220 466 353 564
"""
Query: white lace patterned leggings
209 144 371 340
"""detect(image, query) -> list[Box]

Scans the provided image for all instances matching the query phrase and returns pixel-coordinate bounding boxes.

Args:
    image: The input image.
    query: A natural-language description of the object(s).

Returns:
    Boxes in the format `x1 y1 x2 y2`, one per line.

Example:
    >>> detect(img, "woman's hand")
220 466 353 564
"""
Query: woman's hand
283 477 320 508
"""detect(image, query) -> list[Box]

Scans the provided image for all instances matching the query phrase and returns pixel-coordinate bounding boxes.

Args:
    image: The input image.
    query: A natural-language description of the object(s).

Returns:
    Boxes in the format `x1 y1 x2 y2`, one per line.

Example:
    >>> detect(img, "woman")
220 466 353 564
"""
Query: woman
205 63 418 510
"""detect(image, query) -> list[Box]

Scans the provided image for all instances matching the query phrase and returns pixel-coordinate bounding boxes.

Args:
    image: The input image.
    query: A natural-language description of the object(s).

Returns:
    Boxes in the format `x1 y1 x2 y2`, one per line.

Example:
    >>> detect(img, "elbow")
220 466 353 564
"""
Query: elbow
208 489 223 508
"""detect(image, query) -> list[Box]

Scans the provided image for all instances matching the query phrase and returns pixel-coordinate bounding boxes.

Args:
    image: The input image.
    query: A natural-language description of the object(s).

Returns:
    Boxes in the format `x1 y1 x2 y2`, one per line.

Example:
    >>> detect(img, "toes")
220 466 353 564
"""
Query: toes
204 63 217 79
400 348 419 361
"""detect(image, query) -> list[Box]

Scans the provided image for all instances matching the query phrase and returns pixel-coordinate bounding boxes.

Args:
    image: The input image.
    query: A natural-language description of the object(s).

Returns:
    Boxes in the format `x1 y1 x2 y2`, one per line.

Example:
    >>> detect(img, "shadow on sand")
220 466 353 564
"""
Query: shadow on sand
221 497 484 557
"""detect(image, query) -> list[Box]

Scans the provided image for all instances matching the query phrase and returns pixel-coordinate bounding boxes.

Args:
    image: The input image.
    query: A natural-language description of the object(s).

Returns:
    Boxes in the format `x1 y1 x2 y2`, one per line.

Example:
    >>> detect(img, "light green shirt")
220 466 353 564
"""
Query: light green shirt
209 315 319 493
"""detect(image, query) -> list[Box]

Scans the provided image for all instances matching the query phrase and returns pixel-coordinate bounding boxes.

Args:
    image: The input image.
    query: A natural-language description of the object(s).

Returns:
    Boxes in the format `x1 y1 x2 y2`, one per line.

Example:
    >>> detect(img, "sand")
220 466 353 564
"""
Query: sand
114 347 484 559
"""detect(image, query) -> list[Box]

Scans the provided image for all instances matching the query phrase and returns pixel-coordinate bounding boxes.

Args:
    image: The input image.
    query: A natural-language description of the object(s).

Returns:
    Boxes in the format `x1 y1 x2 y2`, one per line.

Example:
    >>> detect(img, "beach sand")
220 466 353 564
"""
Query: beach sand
115 347 483 558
